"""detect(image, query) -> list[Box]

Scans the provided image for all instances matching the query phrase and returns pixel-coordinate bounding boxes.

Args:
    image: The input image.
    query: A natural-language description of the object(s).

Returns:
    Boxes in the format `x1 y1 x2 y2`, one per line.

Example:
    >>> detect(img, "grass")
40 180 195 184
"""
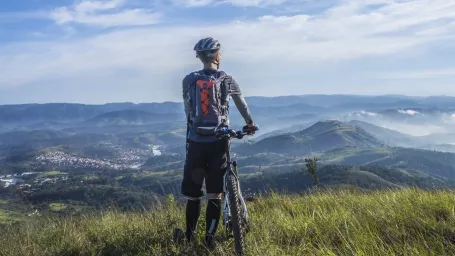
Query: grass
0 200 8 205
83 175 99 181
1 188 455 256
37 171 66 178
49 203 67 212
0 209 21 224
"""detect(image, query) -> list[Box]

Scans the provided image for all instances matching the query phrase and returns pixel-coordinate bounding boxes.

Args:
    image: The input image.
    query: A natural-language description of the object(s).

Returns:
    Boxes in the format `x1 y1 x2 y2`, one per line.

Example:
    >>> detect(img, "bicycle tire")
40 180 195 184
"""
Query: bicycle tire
227 168 245 256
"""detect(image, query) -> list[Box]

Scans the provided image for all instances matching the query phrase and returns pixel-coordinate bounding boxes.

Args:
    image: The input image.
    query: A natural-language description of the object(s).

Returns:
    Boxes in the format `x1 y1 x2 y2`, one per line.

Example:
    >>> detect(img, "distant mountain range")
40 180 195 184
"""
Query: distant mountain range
0 102 184 126
0 130 74 147
2 94 454 125
83 110 185 126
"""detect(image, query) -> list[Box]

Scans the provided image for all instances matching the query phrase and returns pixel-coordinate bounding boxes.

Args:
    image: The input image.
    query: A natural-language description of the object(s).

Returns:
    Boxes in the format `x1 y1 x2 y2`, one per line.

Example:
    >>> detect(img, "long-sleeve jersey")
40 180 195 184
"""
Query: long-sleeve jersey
182 68 253 142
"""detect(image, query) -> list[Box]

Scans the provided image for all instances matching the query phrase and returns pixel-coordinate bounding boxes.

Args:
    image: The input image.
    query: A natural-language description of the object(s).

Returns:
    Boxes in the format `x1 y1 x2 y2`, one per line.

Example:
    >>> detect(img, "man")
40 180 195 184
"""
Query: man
174 37 257 249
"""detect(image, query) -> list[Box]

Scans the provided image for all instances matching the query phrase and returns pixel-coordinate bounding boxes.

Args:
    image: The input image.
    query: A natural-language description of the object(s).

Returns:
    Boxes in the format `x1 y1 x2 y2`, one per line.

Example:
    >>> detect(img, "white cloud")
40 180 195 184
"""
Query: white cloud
381 68 455 79
223 0 289 7
398 109 420 115
74 0 126 13
1 0 455 103
172 0 214 7
50 0 161 27
360 111 378 117
173 0 290 7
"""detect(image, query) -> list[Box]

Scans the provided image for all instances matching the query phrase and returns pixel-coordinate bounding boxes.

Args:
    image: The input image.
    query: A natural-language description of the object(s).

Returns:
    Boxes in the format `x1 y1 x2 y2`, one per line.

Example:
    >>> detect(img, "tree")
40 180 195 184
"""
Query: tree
304 157 319 186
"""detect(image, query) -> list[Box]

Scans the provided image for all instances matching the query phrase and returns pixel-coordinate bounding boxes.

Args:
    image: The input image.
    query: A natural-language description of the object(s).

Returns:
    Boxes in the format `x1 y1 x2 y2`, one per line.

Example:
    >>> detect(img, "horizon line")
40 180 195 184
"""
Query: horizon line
2 93 454 106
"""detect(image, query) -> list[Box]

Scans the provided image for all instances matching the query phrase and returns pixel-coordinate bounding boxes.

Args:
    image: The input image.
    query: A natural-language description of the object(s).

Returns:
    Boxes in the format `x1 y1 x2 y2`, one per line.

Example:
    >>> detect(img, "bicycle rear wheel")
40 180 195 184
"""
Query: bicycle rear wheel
227 168 245 256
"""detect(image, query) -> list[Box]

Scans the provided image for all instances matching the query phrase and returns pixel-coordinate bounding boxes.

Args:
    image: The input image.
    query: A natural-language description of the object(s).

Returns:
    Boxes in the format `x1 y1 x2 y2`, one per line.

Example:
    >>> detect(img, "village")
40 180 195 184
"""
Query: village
0 171 69 189
1 145 163 189
34 145 162 171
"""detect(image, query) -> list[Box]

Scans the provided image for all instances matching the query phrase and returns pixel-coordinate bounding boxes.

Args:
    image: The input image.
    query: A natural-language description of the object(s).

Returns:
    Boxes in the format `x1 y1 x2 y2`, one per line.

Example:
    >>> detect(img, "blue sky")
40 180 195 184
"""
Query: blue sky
0 0 455 104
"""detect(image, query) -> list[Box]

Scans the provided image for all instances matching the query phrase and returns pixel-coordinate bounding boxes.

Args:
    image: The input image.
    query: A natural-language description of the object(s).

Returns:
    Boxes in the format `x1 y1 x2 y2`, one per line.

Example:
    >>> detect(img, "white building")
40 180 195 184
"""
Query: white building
0 178 25 188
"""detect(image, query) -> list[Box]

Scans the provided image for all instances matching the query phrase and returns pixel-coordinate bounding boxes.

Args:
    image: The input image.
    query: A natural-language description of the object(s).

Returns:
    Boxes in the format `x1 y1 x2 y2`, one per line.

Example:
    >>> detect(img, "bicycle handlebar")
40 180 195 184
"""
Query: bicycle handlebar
216 127 258 140
216 128 247 140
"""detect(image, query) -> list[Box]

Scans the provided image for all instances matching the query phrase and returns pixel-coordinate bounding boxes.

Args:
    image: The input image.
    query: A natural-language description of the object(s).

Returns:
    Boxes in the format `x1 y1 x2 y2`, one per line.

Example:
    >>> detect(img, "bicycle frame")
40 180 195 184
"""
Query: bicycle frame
222 138 249 233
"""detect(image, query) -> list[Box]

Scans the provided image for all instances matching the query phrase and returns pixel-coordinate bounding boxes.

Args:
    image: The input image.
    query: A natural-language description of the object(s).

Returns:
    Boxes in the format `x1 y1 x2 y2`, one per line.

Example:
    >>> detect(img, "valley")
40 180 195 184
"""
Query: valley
1 94 455 223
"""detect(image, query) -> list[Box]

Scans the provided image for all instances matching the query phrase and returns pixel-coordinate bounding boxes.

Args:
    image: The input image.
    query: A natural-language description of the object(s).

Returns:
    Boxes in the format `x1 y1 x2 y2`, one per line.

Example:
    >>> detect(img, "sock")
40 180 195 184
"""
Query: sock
206 199 222 237
185 199 201 240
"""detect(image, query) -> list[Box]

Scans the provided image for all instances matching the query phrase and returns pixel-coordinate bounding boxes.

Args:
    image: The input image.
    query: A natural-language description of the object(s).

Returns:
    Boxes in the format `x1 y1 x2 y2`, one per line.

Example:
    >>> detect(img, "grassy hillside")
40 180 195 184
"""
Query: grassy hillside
321 147 455 181
242 165 451 193
1 189 455 255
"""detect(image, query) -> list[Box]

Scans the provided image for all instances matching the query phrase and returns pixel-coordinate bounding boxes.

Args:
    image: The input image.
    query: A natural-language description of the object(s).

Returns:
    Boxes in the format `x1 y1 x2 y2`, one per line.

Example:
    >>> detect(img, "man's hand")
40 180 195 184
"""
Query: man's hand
242 123 259 135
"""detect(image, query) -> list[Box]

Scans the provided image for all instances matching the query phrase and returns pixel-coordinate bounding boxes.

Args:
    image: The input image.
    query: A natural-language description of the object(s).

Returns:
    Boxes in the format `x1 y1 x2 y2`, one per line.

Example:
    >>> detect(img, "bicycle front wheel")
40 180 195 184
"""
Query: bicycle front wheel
227 170 245 256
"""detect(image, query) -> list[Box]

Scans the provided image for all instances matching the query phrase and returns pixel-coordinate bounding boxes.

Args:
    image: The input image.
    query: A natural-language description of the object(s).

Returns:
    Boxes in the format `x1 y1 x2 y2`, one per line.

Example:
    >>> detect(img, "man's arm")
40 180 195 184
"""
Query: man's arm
182 75 192 117
227 76 254 125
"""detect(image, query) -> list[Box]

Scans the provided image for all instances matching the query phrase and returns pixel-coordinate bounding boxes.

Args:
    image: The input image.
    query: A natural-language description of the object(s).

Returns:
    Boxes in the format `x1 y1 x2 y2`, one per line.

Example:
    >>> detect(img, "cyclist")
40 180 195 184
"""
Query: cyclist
175 37 257 249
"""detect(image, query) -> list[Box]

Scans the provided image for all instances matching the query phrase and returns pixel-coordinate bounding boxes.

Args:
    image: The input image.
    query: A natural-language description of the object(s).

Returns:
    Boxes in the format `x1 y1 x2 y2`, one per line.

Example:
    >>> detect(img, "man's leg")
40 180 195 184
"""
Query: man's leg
205 139 228 245
181 140 206 241
205 193 222 247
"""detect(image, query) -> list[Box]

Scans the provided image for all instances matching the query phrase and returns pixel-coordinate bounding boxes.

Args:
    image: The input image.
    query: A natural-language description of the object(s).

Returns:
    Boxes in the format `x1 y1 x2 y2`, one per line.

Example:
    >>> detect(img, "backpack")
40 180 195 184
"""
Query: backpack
187 70 230 136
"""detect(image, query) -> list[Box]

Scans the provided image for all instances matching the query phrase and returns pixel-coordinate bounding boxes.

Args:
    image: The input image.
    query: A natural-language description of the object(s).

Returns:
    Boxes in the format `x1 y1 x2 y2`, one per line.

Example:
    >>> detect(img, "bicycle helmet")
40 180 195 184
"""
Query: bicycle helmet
194 37 221 68
193 37 221 53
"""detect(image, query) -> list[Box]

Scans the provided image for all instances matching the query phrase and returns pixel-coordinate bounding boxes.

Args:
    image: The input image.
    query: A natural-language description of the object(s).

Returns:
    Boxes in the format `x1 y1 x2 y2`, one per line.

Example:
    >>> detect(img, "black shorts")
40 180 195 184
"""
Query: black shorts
181 139 228 198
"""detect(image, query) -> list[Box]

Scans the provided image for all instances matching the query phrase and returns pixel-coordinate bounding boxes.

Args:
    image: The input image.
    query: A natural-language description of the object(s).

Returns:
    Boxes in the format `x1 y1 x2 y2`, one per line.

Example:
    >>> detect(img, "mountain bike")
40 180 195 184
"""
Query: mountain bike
216 127 256 256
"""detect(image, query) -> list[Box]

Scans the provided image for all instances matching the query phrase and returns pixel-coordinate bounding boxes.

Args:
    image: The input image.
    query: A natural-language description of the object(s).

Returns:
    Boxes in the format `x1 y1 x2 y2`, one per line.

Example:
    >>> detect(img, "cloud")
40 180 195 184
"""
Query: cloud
223 0 289 7
50 0 161 27
398 109 420 115
173 0 290 7
171 0 214 7
1 0 455 103
360 111 378 117
381 68 455 79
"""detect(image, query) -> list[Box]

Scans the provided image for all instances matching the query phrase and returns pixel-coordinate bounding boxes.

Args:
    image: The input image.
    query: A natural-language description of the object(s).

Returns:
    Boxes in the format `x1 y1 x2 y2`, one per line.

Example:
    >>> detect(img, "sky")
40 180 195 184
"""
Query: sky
0 0 455 104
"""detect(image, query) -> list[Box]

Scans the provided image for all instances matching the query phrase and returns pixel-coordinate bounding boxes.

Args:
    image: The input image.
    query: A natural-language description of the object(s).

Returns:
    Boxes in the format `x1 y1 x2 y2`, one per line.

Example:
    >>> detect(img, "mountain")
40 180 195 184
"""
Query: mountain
253 121 315 142
1 96 453 132
228 102 325 128
321 147 455 181
417 133 455 145
83 110 184 126
243 165 451 192
0 102 183 126
335 100 423 112
61 122 185 135
0 103 99 125
230 145 455 183
245 94 424 108
420 144 455 153
348 120 417 146
236 120 383 155
0 130 74 147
